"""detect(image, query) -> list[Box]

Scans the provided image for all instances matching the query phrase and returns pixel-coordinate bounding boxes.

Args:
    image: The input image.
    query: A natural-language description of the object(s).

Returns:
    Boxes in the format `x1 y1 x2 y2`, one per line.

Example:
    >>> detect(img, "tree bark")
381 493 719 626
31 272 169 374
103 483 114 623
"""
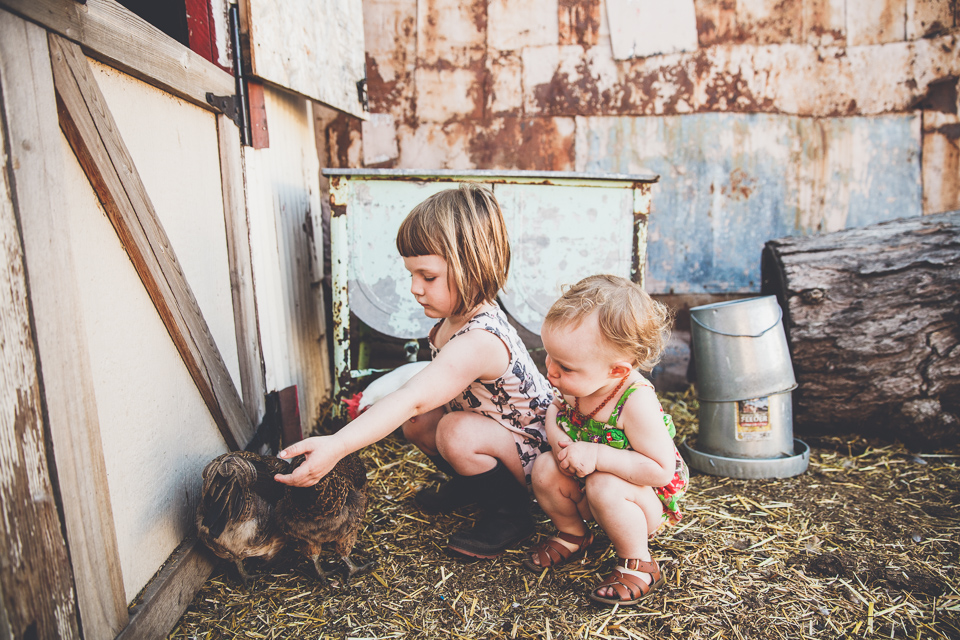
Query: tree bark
761 211 960 448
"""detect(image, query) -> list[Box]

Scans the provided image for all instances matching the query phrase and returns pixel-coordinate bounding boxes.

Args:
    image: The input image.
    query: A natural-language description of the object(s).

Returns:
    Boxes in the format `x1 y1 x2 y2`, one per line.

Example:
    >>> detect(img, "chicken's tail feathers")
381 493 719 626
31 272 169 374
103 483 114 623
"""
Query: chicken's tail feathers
198 454 261 538
200 475 245 538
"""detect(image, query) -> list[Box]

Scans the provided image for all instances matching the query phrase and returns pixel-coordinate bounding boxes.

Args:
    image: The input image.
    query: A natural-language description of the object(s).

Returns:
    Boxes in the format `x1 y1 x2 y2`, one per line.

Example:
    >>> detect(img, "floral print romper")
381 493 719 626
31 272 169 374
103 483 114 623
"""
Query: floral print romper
556 378 689 525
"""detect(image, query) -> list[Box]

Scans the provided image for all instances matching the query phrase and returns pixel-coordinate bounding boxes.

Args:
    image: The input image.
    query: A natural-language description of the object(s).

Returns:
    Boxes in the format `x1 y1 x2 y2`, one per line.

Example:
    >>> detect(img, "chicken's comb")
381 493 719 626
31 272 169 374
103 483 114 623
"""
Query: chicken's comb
341 393 362 421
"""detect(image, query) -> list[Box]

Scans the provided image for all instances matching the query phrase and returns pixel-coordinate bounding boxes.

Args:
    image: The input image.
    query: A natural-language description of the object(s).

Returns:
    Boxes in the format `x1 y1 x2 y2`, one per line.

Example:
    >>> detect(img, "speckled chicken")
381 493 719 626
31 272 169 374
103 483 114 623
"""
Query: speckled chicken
277 452 375 582
196 451 289 584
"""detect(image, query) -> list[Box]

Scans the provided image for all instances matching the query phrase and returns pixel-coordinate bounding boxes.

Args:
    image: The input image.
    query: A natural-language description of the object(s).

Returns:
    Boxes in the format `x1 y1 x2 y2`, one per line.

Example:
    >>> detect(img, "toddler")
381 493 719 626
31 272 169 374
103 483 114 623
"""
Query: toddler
523 274 688 605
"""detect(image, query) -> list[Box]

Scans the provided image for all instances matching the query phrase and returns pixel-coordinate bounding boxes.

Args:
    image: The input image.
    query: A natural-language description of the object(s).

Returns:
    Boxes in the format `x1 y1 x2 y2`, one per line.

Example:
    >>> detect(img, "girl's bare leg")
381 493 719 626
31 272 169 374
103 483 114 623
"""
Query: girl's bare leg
531 454 586 533
585 473 664 597
435 411 525 484
400 406 446 456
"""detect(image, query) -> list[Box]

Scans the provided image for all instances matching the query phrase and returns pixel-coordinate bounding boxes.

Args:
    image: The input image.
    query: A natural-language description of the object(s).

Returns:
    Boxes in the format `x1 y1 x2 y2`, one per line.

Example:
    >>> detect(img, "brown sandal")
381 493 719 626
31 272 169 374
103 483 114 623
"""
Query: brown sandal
589 558 665 605
522 531 594 572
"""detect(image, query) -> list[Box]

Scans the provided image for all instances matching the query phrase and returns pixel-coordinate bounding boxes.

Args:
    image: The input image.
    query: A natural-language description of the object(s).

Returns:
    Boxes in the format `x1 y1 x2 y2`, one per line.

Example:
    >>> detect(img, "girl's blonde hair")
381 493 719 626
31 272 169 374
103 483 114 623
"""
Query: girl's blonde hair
544 274 673 371
396 183 510 316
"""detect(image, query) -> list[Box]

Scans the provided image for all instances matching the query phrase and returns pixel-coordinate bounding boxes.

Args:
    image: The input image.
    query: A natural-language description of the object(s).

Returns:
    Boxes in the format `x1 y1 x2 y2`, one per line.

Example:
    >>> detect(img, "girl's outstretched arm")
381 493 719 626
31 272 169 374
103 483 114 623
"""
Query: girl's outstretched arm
274 328 509 487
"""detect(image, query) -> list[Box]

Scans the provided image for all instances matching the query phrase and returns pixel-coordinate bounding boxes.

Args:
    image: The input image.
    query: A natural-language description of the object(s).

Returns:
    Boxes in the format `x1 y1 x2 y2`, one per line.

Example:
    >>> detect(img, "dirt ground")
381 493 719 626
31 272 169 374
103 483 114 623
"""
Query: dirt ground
169 389 960 639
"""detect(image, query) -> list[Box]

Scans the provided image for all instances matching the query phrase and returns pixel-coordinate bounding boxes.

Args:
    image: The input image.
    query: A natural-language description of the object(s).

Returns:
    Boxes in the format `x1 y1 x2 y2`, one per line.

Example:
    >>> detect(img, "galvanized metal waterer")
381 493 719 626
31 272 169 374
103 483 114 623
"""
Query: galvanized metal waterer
681 296 810 479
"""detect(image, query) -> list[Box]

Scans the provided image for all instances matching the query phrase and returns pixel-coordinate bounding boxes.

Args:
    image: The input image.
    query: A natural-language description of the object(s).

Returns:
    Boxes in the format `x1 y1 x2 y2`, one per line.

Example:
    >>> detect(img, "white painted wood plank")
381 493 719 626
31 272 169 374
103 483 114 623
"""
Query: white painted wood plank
218 113 267 425
244 86 331 432
0 0 234 110
0 53 80 640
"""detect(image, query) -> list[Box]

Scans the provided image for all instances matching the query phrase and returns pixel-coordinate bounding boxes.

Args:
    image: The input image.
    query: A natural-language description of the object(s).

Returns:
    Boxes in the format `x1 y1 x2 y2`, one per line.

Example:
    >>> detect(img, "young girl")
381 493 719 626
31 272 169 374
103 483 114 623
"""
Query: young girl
275 183 553 558
523 274 688 605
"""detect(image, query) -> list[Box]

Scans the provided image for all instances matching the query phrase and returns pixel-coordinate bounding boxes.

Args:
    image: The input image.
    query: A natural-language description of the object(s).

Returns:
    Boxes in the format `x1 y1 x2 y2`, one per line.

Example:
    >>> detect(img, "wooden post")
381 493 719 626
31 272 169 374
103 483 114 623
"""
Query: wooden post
0 11 128 638
218 113 267 427
0 27 80 639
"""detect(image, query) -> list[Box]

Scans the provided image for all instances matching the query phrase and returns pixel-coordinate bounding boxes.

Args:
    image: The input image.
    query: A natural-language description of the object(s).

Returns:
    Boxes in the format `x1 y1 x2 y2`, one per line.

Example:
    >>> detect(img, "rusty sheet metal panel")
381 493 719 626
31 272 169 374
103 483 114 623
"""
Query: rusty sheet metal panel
326 169 658 393
576 112 922 293
521 33 959 118
606 0 698 59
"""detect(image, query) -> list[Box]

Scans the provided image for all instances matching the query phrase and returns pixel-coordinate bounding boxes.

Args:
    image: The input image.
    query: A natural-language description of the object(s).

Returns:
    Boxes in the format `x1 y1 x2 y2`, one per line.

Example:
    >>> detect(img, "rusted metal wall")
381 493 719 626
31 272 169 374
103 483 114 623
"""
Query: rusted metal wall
323 0 960 294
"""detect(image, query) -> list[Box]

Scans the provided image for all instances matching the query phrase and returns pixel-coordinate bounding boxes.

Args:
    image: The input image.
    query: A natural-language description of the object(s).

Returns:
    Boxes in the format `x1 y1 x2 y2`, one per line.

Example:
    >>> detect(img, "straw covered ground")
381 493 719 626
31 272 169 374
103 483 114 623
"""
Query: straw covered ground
169 388 960 639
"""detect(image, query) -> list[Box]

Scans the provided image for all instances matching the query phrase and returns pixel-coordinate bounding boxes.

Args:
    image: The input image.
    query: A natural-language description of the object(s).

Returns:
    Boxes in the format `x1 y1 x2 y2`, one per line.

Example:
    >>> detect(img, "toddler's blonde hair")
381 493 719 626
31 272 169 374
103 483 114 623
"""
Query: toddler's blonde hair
544 274 673 371
396 183 510 317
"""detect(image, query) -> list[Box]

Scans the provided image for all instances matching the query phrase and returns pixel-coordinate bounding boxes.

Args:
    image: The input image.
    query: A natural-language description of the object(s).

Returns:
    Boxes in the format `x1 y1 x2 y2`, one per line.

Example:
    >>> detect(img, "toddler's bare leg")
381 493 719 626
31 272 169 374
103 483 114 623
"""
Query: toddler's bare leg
585 473 664 597
531 453 588 535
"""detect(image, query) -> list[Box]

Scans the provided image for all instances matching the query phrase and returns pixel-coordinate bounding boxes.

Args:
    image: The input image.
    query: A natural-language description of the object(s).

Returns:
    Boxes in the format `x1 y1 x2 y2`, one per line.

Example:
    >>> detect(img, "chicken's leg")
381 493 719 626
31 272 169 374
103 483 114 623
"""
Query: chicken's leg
234 559 252 587
340 555 377 581
310 554 330 582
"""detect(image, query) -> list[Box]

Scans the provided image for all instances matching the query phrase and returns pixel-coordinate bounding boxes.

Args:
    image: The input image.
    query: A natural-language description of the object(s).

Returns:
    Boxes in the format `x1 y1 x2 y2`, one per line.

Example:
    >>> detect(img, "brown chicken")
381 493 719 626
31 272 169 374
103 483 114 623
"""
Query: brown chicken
196 451 290 584
277 452 375 582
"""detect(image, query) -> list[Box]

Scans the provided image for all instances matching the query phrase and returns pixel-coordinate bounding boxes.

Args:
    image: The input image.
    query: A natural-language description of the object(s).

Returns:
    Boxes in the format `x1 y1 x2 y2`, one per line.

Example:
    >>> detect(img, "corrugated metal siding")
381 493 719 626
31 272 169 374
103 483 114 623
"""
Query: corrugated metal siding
245 86 331 430
353 0 959 295
576 112 921 292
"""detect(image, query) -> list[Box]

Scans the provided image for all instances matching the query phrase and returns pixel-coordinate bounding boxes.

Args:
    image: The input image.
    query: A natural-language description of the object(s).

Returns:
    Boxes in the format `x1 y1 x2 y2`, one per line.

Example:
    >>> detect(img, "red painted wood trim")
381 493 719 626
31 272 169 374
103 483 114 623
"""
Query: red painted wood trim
247 79 270 149
185 0 231 73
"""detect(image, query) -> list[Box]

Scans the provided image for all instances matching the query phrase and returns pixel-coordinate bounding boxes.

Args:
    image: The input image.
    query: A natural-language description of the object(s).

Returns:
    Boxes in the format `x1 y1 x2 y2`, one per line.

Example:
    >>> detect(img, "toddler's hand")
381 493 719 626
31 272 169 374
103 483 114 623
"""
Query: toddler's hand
274 436 340 487
552 437 576 476
556 440 598 479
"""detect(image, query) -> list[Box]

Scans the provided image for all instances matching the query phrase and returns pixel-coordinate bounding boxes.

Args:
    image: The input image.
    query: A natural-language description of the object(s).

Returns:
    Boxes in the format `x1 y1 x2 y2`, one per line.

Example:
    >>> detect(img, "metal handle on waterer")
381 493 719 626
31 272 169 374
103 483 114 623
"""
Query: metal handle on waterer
691 306 783 338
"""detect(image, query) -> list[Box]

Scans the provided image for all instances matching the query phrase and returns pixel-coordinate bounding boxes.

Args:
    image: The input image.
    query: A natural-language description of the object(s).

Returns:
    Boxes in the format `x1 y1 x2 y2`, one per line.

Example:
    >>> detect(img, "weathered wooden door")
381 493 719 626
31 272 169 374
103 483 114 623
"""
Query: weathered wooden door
0 3 261 639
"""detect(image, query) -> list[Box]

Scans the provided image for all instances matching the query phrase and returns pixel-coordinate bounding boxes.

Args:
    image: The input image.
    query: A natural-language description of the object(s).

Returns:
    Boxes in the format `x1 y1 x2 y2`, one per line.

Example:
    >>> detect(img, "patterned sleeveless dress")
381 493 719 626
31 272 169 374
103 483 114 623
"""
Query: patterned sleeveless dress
429 306 553 485
555 378 689 525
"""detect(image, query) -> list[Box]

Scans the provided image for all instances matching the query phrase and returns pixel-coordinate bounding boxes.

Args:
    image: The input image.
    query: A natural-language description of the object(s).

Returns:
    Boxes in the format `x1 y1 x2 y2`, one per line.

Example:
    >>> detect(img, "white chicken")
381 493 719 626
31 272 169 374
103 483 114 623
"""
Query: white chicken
341 361 430 420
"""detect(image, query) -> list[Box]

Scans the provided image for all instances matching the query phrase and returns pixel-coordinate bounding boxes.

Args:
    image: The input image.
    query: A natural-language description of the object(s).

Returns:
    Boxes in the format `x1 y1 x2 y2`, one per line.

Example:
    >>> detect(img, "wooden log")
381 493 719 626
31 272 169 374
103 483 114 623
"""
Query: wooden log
761 210 960 448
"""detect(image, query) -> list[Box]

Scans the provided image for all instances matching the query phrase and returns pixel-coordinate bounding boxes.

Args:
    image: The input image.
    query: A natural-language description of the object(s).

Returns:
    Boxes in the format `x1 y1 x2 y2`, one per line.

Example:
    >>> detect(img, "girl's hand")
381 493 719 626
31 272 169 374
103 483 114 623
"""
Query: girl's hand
274 436 343 487
556 440 598 479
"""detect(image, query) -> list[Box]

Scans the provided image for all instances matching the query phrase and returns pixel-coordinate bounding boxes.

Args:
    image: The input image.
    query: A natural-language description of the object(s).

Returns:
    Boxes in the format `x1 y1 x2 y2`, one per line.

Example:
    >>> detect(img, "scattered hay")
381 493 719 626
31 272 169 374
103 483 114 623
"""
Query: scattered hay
170 388 960 639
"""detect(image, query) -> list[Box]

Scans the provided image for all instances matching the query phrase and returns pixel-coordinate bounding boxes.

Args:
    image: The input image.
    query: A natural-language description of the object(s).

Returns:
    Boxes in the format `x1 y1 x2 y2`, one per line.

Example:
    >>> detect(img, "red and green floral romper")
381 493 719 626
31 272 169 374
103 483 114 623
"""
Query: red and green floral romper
556 379 689 526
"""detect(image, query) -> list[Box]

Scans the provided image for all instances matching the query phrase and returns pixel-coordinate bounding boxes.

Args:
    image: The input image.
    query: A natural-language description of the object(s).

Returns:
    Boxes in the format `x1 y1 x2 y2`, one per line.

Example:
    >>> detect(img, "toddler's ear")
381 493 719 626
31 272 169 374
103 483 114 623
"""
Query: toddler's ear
609 361 633 378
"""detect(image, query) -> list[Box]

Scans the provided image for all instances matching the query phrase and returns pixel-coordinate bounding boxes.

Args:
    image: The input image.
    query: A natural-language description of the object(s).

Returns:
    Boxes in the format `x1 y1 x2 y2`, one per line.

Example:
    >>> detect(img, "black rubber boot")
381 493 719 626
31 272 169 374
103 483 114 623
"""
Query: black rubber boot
446 460 534 558
414 454 479 514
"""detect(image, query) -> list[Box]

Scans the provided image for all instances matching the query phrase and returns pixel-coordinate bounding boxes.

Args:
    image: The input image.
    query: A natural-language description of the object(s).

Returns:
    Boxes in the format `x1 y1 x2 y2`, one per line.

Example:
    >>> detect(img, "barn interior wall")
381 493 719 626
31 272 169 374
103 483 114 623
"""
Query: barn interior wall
335 0 960 295
61 58 235 602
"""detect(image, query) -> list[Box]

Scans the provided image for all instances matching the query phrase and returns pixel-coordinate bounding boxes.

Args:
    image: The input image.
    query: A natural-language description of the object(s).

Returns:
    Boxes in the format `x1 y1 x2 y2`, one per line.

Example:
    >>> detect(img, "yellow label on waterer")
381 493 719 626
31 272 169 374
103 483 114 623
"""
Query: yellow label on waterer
736 397 771 441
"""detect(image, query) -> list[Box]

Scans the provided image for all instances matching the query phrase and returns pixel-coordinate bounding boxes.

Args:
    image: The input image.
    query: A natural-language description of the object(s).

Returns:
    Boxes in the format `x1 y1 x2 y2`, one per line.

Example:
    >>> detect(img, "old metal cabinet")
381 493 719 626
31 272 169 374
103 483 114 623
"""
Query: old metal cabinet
324 169 659 401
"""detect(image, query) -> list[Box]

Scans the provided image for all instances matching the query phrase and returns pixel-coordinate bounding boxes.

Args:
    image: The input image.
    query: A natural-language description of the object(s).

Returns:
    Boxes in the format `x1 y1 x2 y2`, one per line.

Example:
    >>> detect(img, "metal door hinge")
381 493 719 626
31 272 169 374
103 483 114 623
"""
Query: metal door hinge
206 93 241 127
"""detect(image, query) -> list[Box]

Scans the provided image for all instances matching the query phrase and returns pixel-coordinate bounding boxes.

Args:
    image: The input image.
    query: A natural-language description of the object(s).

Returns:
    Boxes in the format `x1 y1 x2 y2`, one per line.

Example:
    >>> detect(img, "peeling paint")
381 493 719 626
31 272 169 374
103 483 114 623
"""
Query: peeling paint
558 0 602 46
327 171 655 353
